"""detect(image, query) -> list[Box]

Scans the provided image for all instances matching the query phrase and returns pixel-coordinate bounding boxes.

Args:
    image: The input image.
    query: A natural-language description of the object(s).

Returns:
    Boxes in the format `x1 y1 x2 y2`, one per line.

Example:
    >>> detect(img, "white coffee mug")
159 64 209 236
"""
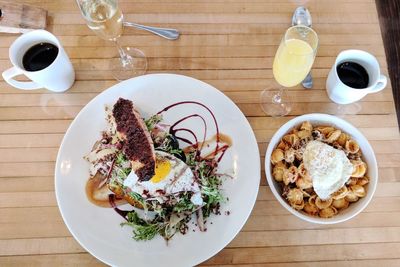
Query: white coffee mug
2 30 75 92
326 49 387 104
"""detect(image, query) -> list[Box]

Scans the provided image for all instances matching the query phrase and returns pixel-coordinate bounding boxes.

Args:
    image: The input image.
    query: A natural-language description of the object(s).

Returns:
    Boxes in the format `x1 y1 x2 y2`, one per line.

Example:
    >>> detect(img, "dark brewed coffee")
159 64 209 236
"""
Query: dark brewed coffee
336 61 369 89
22 42 58 71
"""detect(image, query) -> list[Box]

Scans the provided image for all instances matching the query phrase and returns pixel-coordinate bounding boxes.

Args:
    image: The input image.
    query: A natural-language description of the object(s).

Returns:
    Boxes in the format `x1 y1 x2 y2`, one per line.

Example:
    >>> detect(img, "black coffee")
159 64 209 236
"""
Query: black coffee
22 42 59 71
336 61 369 89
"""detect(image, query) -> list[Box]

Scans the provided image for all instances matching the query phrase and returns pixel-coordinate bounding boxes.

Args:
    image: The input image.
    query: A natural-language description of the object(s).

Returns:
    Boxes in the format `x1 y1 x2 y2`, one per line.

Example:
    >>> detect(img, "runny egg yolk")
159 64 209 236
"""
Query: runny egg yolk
150 159 171 183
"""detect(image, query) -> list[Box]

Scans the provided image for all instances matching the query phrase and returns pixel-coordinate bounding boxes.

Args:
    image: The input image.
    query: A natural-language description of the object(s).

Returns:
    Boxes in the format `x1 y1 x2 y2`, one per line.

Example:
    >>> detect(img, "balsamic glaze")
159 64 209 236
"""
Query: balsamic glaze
157 101 221 160
109 194 129 220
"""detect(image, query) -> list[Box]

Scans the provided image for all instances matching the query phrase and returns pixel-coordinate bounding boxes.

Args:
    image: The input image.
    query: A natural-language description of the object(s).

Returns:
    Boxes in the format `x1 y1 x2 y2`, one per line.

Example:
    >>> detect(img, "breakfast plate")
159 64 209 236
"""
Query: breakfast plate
55 74 260 267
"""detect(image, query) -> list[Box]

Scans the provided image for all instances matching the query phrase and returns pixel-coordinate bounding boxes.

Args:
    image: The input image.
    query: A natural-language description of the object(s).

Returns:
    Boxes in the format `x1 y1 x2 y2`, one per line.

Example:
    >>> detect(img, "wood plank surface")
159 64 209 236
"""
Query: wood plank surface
0 0 399 266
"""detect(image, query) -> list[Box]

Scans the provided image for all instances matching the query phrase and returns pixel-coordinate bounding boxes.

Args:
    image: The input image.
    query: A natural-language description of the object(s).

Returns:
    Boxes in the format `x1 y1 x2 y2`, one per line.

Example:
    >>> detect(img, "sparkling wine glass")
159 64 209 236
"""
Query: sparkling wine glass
76 0 147 81
261 25 318 116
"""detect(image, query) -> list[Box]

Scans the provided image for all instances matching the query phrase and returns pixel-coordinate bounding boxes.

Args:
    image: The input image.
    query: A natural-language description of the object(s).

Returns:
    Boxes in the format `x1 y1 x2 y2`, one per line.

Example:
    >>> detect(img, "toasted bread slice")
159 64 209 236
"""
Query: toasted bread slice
112 98 155 181
87 98 156 208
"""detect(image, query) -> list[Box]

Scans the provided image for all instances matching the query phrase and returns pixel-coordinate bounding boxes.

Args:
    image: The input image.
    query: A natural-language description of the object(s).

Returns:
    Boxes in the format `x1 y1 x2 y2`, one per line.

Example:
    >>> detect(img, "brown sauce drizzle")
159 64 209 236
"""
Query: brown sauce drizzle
183 133 232 162
86 172 126 207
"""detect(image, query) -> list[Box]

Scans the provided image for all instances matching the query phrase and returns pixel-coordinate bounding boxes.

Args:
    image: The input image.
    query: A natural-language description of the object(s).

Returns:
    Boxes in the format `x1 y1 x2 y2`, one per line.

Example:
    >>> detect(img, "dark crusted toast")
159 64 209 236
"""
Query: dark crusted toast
112 98 155 181
108 98 156 208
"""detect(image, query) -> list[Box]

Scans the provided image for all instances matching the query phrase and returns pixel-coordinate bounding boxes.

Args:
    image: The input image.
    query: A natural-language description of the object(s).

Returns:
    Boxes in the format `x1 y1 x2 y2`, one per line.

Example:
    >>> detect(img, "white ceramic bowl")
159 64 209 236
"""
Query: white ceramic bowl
265 113 378 224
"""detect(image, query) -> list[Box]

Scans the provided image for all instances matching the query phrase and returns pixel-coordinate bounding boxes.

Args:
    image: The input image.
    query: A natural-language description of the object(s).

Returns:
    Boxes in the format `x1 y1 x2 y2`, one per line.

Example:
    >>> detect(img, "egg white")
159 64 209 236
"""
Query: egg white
303 140 354 200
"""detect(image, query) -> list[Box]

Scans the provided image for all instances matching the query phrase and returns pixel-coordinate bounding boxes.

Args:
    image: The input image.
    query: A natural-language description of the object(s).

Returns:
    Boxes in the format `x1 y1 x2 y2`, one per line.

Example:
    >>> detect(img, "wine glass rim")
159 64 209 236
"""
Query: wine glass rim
282 25 319 55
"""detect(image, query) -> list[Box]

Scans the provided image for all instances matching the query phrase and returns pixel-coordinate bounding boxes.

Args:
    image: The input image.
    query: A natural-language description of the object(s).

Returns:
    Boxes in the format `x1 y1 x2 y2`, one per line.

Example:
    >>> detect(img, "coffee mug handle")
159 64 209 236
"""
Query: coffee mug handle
370 74 387 93
2 66 42 90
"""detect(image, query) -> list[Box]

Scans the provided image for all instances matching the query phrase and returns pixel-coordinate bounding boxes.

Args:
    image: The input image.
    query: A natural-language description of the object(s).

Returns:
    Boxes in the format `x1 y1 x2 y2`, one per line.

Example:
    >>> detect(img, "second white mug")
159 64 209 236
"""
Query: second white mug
326 49 387 104
2 30 75 92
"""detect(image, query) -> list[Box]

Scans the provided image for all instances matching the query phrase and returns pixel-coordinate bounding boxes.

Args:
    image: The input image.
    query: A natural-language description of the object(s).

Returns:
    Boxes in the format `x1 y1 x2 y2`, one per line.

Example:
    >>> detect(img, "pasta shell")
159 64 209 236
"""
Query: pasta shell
284 148 295 163
308 195 317 205
351 160 367 178
332 198 349 209
350 184 366 198
297 130 312 140
282 134 299 147
277 140 287 150
283 166 299 185
345 139 360 154
296 165 312 190
298 163 307 177
316 126 335 136
287 188 304 205
291 200 305 210
315 197 333 209
271 148 284 164
326 129 342 143
348 153 361 161
337 133 348 147
346 177 358 186
332 186 348 200
275 161 286 167
357 176 369 186
319 207 338 218
272 165 286 182
296 177 313 190
303 202 319 216
300 121 313 132
345 190 359 202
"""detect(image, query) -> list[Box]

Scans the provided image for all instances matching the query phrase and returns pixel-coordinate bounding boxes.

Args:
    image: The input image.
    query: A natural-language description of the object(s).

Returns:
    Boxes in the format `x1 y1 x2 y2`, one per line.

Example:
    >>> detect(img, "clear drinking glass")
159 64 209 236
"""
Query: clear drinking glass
260 25 318 116
76 0 147 80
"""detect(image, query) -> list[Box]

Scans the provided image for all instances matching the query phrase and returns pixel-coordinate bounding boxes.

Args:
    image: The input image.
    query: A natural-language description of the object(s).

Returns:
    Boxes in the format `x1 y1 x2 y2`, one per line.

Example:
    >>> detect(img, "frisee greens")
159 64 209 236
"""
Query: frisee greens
121 211 163 241
144 114 163 131
173 194 195 213
128 192 147 210
198 161 225 217
115 152 127 165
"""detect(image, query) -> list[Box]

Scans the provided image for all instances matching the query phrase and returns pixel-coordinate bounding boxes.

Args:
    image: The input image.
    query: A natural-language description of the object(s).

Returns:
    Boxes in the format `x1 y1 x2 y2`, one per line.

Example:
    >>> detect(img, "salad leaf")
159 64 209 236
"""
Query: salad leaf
128 192 147 210
115 152 127 165
198 161 224 218
173 194 195 213
144 114 163 131
185 151 197 167
121 211 163 241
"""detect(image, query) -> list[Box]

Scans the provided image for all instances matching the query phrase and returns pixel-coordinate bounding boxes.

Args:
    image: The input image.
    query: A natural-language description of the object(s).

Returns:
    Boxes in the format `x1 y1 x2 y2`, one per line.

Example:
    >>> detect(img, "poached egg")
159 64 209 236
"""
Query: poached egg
123 151 203 206
303 140 353 200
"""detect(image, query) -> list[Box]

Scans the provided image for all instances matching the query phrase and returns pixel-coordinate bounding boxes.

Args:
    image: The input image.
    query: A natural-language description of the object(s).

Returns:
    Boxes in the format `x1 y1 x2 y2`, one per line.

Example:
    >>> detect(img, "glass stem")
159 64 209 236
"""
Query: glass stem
114 38 131 67
272 88 285 104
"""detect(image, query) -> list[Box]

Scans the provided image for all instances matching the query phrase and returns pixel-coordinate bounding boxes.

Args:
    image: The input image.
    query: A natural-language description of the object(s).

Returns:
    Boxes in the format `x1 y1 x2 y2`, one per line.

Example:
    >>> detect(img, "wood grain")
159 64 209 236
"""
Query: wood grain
0 0 399 266
376 0 400 128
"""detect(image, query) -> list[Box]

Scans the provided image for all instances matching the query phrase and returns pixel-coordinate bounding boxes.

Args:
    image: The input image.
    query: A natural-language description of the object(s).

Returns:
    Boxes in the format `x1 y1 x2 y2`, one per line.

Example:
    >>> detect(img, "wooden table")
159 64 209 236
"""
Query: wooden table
1 0 399 266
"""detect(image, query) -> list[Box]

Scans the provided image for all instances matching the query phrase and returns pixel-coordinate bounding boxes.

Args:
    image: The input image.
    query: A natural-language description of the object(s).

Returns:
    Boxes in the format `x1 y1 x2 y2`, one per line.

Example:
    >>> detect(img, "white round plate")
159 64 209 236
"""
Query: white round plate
55 74 260 267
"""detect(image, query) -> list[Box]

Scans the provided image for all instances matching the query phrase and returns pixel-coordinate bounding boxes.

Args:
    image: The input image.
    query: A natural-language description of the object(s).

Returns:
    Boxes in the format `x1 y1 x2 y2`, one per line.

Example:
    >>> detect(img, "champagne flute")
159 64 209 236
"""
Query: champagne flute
261 25 318 116
76 0 147 81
